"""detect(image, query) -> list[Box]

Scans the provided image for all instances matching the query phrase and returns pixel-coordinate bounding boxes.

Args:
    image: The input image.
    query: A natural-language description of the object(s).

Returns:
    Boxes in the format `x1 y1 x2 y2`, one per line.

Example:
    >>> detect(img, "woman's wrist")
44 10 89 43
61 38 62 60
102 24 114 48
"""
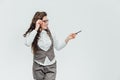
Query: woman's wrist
65 38 70 44
35 27 39 31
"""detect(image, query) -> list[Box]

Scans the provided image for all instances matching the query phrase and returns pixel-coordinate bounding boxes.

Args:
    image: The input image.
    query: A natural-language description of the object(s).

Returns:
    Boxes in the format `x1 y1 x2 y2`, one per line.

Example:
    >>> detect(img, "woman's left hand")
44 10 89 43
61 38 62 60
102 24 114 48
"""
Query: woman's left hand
65 33 77 43
68 33 77 40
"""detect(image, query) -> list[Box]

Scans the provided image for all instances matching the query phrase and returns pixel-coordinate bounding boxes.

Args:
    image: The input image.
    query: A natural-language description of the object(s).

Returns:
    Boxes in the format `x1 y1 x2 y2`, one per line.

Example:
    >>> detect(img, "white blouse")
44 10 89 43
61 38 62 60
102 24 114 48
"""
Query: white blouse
24 29 67 65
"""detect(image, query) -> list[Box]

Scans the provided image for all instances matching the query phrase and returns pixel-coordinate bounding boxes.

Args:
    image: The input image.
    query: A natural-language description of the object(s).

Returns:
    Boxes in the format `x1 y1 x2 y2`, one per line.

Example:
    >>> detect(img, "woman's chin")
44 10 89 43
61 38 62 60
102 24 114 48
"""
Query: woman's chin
44 27 48 29
43 28 47 31
42 26 48 30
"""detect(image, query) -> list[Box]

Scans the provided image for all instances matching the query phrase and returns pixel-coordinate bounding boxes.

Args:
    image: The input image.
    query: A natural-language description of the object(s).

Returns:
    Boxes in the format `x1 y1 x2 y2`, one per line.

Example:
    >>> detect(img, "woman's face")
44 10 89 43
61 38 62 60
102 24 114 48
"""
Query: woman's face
41 16 49 30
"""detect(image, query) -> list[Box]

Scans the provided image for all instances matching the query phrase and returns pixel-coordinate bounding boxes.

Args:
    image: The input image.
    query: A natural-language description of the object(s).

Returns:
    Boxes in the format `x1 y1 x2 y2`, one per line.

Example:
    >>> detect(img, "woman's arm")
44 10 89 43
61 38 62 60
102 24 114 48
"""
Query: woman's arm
52 32 76 51
24 30 37 47
53 34 67 51
24 20 42 47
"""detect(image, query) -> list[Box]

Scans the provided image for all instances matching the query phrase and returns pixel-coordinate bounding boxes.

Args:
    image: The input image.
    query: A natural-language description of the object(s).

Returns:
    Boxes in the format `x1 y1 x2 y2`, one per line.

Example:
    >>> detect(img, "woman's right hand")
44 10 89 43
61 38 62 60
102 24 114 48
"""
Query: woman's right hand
35 19 42 31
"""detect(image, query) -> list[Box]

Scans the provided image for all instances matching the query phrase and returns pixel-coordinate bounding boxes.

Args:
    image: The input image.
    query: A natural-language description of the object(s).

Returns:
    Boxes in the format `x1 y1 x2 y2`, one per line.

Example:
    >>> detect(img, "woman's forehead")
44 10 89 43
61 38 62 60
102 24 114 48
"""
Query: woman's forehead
43 16 48 20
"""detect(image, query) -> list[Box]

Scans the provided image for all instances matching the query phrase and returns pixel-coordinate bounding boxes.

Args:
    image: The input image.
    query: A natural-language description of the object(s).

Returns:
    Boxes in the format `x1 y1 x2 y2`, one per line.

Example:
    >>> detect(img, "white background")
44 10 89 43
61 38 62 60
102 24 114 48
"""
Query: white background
0 0 120 80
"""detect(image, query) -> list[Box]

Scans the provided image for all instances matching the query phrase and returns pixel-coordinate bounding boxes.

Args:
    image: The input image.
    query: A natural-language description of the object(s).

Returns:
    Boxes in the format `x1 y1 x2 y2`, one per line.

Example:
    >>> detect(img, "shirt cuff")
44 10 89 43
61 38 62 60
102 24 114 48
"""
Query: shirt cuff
59 40 67 50
32 30 37 34
63 40 67 47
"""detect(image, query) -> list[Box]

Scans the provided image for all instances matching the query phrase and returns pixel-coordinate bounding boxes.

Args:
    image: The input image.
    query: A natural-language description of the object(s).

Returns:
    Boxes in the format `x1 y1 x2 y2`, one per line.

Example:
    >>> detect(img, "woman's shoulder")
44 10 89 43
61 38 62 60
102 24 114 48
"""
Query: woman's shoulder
49 28 56 37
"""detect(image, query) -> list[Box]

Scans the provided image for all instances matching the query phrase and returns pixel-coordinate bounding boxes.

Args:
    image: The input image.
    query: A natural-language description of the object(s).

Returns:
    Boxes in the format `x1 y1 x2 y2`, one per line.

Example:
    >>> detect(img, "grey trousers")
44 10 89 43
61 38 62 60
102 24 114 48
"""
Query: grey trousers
32 61 57 80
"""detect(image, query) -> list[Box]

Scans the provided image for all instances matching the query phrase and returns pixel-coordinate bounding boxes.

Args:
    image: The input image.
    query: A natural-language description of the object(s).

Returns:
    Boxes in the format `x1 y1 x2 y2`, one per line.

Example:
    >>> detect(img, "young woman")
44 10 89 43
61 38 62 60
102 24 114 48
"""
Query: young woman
23 11 77 80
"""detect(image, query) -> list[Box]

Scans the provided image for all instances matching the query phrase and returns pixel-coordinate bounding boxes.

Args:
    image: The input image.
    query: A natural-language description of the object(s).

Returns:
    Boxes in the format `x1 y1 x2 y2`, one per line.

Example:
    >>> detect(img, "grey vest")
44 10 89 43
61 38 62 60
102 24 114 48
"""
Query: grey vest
33 32 55 64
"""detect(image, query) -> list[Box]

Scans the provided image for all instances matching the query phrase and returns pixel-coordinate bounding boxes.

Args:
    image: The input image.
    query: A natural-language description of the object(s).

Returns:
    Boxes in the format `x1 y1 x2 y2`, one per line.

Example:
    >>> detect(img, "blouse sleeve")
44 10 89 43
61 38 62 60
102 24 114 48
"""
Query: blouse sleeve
24 30 37 47
52 31 67 51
